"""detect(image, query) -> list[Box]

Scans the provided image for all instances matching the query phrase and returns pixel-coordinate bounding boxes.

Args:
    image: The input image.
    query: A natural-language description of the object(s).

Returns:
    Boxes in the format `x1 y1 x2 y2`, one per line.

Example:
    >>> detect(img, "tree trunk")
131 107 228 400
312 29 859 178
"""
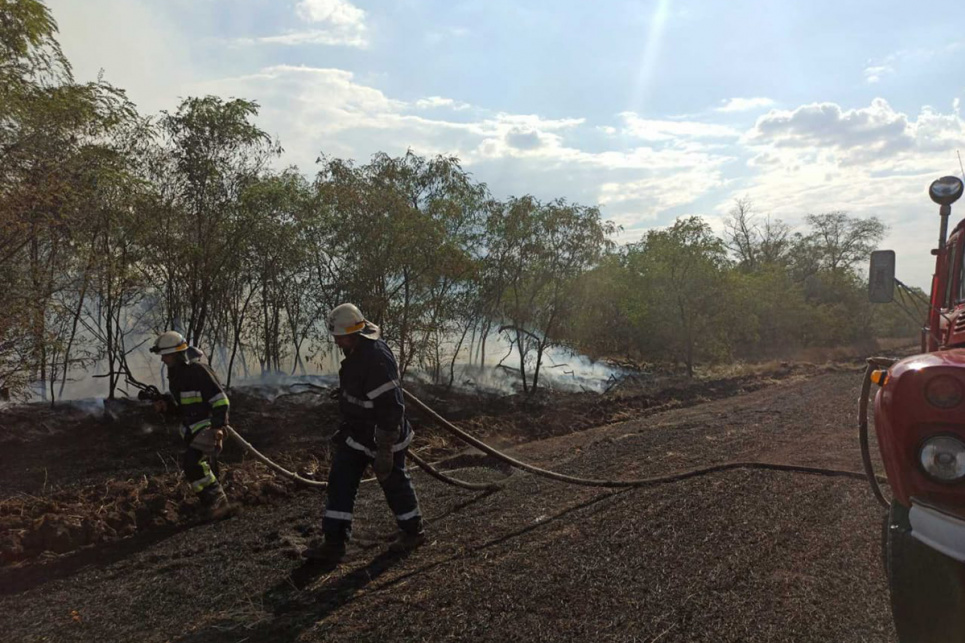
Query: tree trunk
516 328 529 395
58 274 90 399
531 339 546 393
448 320 473 389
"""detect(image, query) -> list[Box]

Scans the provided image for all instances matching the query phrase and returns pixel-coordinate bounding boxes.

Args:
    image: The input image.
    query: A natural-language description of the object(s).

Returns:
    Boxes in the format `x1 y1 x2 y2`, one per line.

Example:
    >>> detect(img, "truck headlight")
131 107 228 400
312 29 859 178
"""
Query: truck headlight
924 375 963 408
919 436 965 481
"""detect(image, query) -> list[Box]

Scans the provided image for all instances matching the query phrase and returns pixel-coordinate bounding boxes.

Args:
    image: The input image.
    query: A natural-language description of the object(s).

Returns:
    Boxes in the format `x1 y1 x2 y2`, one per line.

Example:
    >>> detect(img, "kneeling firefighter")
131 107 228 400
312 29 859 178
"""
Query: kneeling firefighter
151 331 232 519
303 304 425 562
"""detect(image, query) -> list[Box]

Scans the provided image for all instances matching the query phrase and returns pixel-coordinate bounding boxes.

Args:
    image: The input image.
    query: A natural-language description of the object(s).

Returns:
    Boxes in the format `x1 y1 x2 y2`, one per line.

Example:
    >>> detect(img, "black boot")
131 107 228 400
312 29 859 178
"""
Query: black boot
388 529 426 553
198 483 233 521
301 538 347 563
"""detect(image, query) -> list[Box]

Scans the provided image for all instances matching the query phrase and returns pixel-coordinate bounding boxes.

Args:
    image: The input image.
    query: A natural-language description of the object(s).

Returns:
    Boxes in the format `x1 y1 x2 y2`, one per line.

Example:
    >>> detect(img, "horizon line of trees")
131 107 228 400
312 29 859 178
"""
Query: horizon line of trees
1 0 920 404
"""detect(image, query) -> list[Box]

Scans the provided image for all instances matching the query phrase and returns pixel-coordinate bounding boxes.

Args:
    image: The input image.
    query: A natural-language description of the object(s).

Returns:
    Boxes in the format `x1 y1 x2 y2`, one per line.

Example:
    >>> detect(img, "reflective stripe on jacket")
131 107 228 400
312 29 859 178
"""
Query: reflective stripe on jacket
336 338 412 453
167 361 230 440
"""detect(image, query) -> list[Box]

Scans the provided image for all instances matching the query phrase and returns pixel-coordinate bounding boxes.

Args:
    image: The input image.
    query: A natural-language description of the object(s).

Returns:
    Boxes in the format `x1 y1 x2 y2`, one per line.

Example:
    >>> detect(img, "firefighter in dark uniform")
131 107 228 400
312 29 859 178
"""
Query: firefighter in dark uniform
151 331 231 519
302 304 425 562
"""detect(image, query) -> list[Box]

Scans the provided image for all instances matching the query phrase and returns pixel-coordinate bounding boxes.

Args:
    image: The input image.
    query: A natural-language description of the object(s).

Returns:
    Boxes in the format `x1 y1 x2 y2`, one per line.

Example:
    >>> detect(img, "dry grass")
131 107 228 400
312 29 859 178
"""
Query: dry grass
695 338 918 381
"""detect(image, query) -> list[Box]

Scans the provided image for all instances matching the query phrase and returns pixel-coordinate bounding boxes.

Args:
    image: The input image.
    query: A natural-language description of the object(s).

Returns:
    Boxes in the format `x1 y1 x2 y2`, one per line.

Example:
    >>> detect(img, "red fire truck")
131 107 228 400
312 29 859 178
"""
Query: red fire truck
865 175 965 642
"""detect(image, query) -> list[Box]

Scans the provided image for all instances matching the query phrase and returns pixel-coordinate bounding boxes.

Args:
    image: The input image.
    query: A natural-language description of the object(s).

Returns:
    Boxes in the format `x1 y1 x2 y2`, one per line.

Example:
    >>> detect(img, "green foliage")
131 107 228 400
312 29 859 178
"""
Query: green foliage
485 196 615 392
0 1 923 399
314 151 487 378
0 0 70 97
0 0 142 399
624 217 731 376
142 95 280 347
569 210 903 376
799 211 886 275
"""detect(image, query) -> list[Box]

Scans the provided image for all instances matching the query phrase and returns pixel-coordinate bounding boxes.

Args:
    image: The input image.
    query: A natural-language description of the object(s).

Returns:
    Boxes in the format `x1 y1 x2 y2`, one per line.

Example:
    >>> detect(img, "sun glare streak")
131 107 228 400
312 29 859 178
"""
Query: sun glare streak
629 0 671 116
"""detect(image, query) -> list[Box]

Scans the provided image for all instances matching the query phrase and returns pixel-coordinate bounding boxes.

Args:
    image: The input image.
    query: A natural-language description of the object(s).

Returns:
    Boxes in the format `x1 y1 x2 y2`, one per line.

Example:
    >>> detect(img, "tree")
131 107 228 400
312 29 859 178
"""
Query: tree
626 217 731 377
487 197 615 393
315 151 487 380
724 198 792 272
797 211 886 276
81 123 162 398
239 171 316 376
0 0 140 400
141 96 280 347
565 252 638 359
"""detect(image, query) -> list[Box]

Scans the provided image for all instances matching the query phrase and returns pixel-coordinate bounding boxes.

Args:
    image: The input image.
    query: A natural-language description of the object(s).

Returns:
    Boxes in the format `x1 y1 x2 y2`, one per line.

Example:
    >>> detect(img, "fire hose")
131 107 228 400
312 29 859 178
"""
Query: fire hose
858 357 896 509
221 387 890 494
224 424 499 491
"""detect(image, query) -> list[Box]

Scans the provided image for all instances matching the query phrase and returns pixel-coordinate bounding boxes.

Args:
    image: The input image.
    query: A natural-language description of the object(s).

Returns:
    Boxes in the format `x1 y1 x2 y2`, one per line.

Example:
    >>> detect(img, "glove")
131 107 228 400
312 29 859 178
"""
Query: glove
373 428 398 482
192 425 225 456
374 445 393 482
153 393 176 415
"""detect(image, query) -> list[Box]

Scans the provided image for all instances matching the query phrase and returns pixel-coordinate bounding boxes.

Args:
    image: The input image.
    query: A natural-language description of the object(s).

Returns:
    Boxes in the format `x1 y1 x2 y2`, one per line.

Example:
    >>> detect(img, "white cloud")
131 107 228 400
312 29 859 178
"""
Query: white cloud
252 29 367 47
295 0 365 26
196 65 738 230
414 96 471 111
747 151 780 167
864 64 893 84
619 112 740 141
716 97 775 112
864 44 964 84
486 113 586 132
915 106 965 152
749 99 908 161
504 127 551 151
600 170 726 211
748 98 965 165
245 0 368 47
727 98 965 289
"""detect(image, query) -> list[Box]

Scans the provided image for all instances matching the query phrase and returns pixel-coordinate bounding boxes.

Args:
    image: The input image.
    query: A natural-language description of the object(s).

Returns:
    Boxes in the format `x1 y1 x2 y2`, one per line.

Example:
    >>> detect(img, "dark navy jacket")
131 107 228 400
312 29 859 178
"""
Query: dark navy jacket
336 338 412 456
166 361 230 442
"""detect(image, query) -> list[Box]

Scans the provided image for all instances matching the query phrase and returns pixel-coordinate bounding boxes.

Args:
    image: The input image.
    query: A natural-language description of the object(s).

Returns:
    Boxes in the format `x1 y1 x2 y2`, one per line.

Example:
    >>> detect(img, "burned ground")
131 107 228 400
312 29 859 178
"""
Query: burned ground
0 364 896 642
0 364 812 566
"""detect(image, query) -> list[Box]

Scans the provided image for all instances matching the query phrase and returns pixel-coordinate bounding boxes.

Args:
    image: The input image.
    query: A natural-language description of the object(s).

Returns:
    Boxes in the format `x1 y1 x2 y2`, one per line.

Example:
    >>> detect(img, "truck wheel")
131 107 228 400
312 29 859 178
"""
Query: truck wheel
881 509 889 576
886 501 965 643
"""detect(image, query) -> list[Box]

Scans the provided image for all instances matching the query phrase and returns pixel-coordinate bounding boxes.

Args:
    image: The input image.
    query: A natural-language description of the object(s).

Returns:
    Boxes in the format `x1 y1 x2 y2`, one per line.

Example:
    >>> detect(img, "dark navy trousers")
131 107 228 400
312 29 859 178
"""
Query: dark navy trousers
322 442 422 543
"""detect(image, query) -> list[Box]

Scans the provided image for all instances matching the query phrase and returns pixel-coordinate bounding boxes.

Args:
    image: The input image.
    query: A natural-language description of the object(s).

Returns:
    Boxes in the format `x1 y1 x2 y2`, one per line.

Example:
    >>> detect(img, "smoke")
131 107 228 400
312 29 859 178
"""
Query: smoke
65 397 107 415
445 344 628 394
16 331 626 404
232 373 339 402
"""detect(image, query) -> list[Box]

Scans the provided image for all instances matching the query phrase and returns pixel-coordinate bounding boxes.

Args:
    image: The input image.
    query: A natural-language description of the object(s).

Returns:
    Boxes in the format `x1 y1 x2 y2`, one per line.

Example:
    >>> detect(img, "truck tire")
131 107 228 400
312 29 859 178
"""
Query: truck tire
881 509 889 576
886 501 965 643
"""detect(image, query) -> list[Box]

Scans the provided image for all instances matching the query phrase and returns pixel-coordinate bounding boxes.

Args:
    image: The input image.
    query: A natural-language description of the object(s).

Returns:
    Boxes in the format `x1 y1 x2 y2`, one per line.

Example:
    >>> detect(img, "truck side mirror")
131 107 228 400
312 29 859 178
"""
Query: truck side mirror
929 176 964 206
869 250 896 303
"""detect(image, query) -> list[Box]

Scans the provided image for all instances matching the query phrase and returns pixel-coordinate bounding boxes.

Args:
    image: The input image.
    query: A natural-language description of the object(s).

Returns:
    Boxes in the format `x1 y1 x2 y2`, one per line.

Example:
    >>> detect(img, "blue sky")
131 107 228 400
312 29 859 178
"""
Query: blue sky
48 0 965 289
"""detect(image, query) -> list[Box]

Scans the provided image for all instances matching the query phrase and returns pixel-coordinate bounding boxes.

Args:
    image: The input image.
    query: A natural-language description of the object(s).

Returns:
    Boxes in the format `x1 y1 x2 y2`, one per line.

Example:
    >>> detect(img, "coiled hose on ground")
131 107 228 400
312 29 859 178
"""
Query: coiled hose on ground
223 383 890 495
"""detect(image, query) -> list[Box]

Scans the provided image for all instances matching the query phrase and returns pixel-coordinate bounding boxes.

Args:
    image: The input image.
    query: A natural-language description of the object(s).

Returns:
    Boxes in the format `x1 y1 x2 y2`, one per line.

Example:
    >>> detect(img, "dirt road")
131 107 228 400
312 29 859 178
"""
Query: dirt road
0 367 895 642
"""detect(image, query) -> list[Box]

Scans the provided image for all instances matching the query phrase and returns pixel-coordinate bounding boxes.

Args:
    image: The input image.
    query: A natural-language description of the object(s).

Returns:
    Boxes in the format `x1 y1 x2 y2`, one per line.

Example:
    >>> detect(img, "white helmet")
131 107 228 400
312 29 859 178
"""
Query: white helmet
150 330 188 355
328 303 380 340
